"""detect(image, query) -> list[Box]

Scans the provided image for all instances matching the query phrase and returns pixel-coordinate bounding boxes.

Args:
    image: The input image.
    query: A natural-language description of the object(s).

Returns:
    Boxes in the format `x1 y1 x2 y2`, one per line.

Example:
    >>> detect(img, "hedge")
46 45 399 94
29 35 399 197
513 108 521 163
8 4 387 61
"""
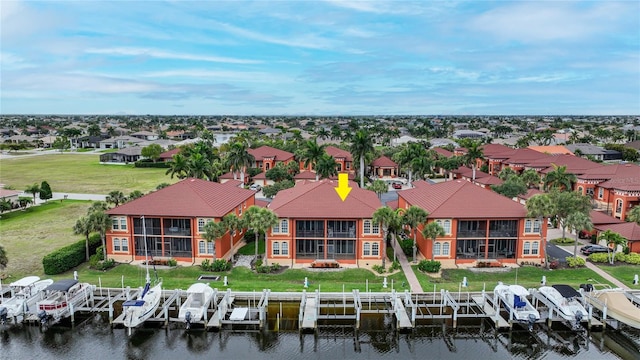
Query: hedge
43 234 101 275
134 161 170 168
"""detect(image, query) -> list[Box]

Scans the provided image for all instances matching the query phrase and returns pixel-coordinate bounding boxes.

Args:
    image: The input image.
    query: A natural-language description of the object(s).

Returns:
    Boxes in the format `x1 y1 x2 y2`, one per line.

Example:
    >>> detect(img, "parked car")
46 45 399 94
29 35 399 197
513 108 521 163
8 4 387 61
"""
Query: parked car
580 244 610 255
392 182 402 190
249 184 262 191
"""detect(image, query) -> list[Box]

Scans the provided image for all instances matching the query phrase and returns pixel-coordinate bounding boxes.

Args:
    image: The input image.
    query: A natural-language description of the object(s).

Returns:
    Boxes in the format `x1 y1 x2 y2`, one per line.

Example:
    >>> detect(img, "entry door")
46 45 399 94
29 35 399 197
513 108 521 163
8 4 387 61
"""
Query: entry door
317 242 325 259
327 243 335 259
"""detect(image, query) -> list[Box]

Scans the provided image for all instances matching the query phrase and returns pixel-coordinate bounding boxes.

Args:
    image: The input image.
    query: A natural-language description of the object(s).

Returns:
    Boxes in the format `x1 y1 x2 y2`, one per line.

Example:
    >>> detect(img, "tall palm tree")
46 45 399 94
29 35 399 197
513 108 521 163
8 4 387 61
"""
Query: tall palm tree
223 213 244 261
73 216 92 261
300 138 326 181
521 169 541 189
316 127 330 140
88 203 111 260
257 208 279 266
402 206 429 263
0 198 13 213
187 152 213 180
627 205 640 225
394 142 425 186
366 180 388 200
315 153 338 180
243 206 263 261
106 190 126 208
0 245 7 270
566 212 593 257
372 206 397 267
24 183 40 204
598 230 626 265
526 194 555 268
226 141 255 183
202 221 227 261
462 140 484 182
165 153 189 179
349 129 375 188
422 222 446 261
543 164 576 191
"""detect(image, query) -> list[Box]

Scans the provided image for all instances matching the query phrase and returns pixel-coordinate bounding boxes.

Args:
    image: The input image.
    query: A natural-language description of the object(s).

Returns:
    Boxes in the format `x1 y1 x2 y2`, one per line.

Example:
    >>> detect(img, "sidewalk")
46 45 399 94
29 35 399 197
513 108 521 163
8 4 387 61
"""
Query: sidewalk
547 228 631 290
390 235 423 293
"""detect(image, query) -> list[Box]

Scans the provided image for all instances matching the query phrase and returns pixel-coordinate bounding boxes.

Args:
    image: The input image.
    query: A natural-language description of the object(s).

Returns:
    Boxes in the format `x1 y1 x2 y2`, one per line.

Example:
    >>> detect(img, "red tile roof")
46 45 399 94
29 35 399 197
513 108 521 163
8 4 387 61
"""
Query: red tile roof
159 148 180 160
106 178 255 218
385 200 398 210
501 148 550 165
399 180 527 218
294 171 355 180
453 165 490 179
527 145 573 155
0 189 21 197
326 146 353 161
589 210 624 225
248 145 294 161
578 163 640 180
254 199 270 208
474 175 503 186
598 176 640 191
518 188 543 200
481 144 517 159
268 179 381 218
253 171 267 180
594 222 640 241
371 156 397 167
532 155 600 174
432 147 453 158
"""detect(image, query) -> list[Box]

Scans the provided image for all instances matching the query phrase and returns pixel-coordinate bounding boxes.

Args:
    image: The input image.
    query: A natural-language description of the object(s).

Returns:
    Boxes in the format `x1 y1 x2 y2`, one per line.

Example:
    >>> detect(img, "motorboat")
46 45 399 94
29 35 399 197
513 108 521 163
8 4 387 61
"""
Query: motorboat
37 279 94 324
494 282 540 330
0 276 53 323
122 215 162 335
584 287 640 330
178 283 214 329
537 284 589 330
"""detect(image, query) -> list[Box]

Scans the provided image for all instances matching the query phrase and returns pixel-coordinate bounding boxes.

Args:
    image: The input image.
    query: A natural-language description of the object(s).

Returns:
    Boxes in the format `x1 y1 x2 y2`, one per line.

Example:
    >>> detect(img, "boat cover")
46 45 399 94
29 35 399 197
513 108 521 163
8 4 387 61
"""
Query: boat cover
45 279 79 292
123 299 146 307
10 276 40 287
552 284 581 299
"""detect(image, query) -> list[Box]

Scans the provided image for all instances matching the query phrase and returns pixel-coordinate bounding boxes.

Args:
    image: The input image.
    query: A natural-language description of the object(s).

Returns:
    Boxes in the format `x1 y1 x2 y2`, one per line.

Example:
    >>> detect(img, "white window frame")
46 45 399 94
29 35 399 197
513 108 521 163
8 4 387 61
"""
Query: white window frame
531 241 539 255
198 218 212 233
524 219 532 233
273 242 280 255
282 241 289 255
436 219 452 235
121 238 129 252
120 217 127 230
198 241 206 254
280 219 289 234
598 187 604 199
363 220 372 234
272 222 280 234
207 241 214 254
523 242 531 255
434 242 441 256
238 205 242 215
442 242 450 256
113 238 121 252
532 219 541 233
112 218 119 230
372 242 379 256
363 242 371 256
372 221 380 234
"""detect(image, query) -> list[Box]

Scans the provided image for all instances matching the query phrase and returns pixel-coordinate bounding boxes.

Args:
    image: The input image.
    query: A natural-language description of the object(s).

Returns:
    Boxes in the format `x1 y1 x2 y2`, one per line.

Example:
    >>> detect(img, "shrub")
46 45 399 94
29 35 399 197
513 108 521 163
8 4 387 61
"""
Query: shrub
254 258 263 268
418 260 441 273
244 229 257 243
588 253 609 263
201 258 232 272
167 258 178 267
624 252 640 265
399 239 413 257
372 264 386 274
134 161 169 168
549 259 560 269
43 234 101 275
554 237 574 244
614 252 626 262
90 257 115 271
270 263 281 272
256 265 270 273
565 256 586 268
390 260 401 272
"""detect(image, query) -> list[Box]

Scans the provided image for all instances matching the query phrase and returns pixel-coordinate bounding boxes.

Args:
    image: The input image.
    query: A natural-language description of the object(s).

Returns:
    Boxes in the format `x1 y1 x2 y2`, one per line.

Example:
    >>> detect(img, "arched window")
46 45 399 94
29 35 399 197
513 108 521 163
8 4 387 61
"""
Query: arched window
113 238 121 252
434 242 441 256
273 242 280 255
531 241 539 255
363 242 371 256
523 242 531 255
372 242 379 256
443 242 450 256
282 242 289 255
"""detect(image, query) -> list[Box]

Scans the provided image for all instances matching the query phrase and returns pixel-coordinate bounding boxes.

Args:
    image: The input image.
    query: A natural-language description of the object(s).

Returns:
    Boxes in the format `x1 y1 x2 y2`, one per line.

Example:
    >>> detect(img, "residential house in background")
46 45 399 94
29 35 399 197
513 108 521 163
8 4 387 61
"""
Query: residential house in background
575 164 640 220
99 135 145 149
105 178 255 264
248 145 295 171
267 179 384 267
370 156 399 179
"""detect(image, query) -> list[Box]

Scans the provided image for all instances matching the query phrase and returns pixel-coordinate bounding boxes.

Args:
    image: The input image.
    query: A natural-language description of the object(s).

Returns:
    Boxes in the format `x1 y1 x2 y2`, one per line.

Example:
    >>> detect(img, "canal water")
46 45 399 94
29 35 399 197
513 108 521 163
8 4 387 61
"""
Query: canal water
2 314 639 360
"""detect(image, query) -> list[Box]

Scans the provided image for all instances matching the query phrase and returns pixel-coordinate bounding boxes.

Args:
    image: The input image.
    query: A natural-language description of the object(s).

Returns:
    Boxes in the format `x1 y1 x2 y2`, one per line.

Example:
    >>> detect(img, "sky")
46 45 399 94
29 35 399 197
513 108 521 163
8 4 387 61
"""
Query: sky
1 1 639 116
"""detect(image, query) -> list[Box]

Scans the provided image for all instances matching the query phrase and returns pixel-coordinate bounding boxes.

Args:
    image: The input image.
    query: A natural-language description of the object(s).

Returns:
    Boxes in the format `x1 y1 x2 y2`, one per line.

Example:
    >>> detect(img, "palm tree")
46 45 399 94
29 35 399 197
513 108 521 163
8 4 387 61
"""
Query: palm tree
422 222 446 261
244 207 278 266
349 129 375 188
462 140 484 182
315 153 338 179
300 138 326 181
73 216 92 261
543 164 576 191
0 198 12 213
366 180 388 200
372 206 397 267
521 169 541 189
106 190 126 208
394 142 425 186
410 155 434 182
598 230 626 265
89 210 111 260
526 194 554 269
128 190 144 201
223 213 244 261
187 152 213 180
566 212 593 257
226 141 255 183
498 167 517 180
165 153 189 179
316 127 330 140
402 206 428 263
24 183 40 204
0 245 7 270
243 206 263 261
257 208 279 266
202 221 227 261
627 205 640 225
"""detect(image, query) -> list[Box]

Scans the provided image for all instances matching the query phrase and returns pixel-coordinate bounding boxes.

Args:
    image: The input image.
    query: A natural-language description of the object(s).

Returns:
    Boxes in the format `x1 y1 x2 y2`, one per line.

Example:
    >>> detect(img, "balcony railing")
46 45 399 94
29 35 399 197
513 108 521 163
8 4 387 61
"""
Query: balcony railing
488 230 517 238
133 226 162 236
327 230 356 238
164 227 192 236
457 230 487 238
296 230 325 238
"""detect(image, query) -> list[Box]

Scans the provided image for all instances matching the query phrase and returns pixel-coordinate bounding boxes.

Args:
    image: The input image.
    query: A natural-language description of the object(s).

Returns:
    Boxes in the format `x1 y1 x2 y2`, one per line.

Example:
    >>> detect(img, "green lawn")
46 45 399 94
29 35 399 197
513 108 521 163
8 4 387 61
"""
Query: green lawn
0 200 92 278
52 263 408 293
237 239 265 255
0 154 178 194
412 266 614 292
596 264 640 290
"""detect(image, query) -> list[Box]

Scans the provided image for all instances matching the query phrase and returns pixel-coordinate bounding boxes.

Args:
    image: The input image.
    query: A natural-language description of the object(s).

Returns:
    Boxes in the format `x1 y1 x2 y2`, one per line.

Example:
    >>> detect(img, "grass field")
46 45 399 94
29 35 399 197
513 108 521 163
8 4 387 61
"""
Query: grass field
0 153 178 194
596 264 640 290
0 200 92 278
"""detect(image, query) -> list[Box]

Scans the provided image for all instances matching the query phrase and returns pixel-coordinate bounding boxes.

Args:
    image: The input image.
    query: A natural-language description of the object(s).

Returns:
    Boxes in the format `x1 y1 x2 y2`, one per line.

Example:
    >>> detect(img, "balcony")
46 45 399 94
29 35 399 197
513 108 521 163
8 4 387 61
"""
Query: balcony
488 230 517 238
457 230 487 238
163 227 191 237
296 230 325 238
327 229 356 238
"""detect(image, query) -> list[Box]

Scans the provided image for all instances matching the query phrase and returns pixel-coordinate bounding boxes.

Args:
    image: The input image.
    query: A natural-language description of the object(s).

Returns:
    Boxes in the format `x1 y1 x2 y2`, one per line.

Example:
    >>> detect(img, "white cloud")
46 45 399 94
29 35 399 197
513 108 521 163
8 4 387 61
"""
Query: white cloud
84 47 262 64
212 21 337 50
141 69 293 84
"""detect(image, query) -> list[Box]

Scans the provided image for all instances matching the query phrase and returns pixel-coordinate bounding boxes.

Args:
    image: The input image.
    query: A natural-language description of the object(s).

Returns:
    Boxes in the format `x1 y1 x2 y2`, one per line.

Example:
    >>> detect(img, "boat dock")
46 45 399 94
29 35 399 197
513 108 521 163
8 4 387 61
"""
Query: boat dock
10 285 640 333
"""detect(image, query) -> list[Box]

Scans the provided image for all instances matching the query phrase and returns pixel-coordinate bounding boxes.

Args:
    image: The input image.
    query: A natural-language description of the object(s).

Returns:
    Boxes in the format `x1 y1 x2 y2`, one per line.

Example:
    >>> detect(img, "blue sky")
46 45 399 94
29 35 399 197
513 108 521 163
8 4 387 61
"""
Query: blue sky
1 1 639 115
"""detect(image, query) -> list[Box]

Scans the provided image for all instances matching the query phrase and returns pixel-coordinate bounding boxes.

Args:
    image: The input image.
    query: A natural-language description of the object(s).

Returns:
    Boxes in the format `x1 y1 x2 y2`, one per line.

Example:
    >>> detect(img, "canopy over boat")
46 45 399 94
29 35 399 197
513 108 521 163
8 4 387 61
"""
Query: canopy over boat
45 279 78 292
552 284 581 299
186 283 211 294
10 276 40 287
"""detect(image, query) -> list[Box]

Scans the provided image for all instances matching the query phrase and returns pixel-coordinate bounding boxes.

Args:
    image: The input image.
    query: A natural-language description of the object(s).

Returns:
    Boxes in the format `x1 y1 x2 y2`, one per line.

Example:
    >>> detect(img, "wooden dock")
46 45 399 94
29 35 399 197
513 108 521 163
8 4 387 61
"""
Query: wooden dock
393 296 412 330
300 295 317 332
472 295 509 329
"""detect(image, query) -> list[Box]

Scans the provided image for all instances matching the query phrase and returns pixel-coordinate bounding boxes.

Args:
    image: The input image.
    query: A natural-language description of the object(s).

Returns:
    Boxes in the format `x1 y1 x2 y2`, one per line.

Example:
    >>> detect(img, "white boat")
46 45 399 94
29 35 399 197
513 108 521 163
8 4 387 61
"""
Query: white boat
584 287 640 330
0 276 54 323
122 216 162 335
538 284 589 330
494 282 540 330
37 279 94 324
178 283 214 329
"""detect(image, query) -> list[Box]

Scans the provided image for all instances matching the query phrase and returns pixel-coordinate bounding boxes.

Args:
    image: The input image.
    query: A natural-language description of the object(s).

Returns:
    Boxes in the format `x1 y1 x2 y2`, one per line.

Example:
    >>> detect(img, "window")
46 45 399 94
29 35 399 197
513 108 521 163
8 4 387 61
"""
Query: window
577 186 583 194
112 218 119 230
616 199 623 213
346 162 351 170
120 218 127 230
372 221 380 234
363 220 372 234
238 205 242 215
121 239 129 252
207 241 214 254
363 242 371 256
282 242 289 255
281 219 289 234
436 220 452 234
586 188 594 196
434 242 441 256
533 220 541 233
197 218 212 233
598 188 604 199
273 242 280 255
372 242 379 256
199 241 206 254
113 238 121 251
524 219 541 234
442 242 450 256
531 241 539 255
523 242 531 255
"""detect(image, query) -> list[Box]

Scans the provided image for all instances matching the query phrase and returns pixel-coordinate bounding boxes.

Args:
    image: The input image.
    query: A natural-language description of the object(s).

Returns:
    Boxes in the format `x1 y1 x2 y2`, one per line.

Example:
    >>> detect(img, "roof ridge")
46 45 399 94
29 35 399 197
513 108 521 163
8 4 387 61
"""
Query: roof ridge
270 180 324 210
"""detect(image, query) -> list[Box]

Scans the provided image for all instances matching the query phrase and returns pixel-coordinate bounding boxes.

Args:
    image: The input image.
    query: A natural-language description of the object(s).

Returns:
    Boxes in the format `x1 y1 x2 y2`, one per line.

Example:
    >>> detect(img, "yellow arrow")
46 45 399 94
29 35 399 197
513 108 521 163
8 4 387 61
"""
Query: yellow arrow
334 173 352 201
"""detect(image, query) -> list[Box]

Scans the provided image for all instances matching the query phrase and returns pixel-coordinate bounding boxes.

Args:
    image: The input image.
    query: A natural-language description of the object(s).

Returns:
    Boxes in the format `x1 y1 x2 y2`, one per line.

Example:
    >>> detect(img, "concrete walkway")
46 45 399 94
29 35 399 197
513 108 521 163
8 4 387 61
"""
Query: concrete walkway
547 228 631 290
390 235 423 293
